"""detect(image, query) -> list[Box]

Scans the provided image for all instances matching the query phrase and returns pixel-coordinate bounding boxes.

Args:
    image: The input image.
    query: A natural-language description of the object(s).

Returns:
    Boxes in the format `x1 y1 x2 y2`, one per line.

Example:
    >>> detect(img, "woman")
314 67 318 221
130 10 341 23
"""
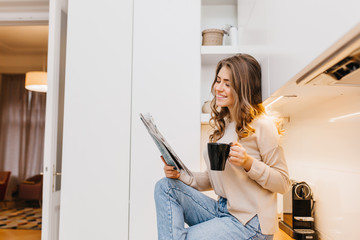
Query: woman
154 54 291 240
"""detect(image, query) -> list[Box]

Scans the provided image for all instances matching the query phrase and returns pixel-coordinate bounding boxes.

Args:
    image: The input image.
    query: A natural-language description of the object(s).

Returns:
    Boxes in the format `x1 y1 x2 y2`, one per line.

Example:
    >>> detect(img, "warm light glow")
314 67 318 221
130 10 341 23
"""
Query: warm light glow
329 112 360 122
25 71 47 93
265 95 298 110
265 96 283 109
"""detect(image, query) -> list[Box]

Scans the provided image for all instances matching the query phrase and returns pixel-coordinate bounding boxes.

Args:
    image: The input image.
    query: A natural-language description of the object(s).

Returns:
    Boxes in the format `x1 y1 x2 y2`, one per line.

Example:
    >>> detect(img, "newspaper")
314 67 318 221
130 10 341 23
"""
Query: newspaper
140 113 193 177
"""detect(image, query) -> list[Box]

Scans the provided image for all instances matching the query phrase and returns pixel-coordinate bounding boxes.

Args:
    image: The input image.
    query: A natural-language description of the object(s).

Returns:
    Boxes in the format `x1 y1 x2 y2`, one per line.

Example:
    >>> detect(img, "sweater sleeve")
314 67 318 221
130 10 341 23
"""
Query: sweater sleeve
247 146 291 194
179 170 213 192
246 117 291 194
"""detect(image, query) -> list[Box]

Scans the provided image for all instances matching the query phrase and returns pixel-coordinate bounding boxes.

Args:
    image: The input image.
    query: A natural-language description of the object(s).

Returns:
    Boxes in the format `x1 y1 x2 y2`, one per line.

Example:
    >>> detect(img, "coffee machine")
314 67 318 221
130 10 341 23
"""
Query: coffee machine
279 181 318 240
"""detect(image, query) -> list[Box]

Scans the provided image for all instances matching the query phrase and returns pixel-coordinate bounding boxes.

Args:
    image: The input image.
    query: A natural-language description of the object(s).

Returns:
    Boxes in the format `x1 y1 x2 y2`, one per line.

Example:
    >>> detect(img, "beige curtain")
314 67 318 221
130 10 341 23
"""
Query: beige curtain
0 74 46 185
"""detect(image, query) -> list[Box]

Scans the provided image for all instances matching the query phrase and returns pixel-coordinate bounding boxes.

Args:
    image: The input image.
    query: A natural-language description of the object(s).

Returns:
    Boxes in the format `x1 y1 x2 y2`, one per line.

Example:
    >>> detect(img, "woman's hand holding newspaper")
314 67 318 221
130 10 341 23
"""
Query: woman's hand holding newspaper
161 156 180 179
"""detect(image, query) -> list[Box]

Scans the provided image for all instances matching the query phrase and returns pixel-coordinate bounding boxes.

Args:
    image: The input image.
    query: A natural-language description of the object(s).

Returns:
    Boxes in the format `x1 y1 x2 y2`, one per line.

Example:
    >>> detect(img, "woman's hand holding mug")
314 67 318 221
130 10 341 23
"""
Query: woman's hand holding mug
228 141 253 172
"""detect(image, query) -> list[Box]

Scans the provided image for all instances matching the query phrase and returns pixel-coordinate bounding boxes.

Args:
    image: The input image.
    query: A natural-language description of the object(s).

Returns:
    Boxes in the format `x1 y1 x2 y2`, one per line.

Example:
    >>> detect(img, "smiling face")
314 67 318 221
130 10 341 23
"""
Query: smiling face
213 66 235 109
209 54 264 142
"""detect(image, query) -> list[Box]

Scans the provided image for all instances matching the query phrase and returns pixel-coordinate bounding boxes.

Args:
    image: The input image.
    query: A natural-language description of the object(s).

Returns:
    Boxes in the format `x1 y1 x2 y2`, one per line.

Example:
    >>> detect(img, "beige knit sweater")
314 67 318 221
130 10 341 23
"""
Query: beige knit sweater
179 114 291 234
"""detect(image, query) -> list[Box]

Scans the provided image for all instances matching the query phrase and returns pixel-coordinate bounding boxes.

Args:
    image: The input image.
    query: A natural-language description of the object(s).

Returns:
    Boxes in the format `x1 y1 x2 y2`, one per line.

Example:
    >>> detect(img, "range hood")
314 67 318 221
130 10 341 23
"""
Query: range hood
296 24 360 87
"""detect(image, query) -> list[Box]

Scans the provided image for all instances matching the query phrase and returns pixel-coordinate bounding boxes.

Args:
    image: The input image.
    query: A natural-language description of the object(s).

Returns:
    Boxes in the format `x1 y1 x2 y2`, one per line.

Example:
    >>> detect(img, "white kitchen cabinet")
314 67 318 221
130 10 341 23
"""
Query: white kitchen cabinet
129 0 201 239
245 0 360 99
59 0 133 239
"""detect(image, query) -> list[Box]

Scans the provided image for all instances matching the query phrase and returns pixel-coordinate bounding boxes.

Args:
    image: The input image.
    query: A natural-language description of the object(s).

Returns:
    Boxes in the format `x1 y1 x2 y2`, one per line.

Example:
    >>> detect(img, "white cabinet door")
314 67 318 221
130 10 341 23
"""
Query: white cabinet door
58 0 133 239
245 0 360 99
130 0 201 239
268 0 360 96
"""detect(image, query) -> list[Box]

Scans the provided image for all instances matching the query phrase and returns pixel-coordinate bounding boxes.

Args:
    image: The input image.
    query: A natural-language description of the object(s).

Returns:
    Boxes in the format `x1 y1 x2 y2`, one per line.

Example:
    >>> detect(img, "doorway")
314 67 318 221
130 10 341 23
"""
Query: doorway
0 25 48 240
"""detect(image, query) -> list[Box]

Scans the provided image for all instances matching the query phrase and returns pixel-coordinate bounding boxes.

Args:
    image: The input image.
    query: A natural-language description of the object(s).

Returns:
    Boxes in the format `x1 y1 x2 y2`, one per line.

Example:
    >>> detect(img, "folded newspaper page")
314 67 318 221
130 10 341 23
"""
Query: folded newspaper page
140 113 193 177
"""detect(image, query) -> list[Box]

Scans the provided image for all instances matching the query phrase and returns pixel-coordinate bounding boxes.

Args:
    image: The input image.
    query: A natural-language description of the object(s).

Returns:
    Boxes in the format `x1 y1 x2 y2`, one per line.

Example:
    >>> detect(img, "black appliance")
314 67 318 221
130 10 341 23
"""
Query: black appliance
279 181 318 240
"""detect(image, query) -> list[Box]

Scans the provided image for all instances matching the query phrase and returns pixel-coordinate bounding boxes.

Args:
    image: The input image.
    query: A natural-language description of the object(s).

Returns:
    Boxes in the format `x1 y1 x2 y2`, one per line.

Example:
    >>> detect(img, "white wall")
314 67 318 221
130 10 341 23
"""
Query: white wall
279 95 360 240
59 0 133 239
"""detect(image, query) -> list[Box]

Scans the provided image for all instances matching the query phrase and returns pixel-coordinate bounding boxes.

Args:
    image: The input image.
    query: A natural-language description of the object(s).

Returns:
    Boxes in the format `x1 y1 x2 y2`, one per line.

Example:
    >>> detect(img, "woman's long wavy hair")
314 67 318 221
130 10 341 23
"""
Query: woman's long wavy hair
209 54 265 142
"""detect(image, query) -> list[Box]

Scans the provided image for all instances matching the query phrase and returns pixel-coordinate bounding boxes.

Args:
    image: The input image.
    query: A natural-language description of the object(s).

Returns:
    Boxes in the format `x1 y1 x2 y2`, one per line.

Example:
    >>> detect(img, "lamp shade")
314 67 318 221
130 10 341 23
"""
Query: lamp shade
25 71 47 92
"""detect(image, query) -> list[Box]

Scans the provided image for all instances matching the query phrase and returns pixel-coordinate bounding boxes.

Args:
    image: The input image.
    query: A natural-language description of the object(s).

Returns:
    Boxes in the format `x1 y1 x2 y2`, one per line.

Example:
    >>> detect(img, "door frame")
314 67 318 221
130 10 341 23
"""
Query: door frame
42 0 68 239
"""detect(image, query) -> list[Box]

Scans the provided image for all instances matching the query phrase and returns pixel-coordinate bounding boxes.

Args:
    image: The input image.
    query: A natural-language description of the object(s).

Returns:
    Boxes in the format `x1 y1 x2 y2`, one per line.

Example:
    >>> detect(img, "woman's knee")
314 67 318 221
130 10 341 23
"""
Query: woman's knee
154 177 170 197
154 177 179 197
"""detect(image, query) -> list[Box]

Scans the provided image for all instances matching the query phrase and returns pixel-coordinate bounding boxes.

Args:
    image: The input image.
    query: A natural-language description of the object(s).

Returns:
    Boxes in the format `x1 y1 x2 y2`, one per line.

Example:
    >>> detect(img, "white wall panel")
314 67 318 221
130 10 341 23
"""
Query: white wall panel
59 0 133 239
130 0 201 239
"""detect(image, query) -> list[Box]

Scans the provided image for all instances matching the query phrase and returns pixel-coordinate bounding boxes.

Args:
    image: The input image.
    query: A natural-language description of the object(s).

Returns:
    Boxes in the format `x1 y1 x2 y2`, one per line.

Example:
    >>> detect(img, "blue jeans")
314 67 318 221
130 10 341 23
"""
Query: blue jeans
154 178 274 240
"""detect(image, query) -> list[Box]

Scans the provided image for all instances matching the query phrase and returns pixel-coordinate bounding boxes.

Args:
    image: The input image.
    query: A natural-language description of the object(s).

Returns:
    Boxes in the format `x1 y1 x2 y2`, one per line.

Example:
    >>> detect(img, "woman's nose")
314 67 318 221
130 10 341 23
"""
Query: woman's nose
215 83 223 91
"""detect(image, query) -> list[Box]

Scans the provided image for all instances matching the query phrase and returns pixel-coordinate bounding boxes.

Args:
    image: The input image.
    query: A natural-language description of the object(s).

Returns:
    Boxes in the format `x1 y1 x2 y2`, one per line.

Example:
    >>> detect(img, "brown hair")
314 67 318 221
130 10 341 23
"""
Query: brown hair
209 54 264 142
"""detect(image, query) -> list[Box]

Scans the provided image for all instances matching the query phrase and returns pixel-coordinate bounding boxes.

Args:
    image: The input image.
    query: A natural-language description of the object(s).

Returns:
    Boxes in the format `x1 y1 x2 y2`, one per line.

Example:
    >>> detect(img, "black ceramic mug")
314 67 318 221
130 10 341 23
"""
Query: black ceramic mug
207 143 231 171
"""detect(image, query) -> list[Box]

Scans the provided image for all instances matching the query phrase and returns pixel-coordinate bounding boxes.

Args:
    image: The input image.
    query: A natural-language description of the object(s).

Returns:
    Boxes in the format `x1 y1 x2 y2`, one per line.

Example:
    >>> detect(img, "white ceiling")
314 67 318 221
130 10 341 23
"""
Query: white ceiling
0 0 49 25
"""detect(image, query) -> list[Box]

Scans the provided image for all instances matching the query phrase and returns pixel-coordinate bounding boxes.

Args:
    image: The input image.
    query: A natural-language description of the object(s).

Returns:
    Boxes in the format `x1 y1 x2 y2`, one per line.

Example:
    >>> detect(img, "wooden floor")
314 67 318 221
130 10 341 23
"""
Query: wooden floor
0 229 41 240
0 229 293 240
275 229 295 240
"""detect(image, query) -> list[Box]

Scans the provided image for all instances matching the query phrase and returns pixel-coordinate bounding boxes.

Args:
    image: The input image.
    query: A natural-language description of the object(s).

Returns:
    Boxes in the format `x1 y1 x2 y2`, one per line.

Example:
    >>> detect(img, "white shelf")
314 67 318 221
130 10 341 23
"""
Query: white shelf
201 45 239 54
201 45 265 65
202 0 237 5
201 45 266 55
201 46 238 65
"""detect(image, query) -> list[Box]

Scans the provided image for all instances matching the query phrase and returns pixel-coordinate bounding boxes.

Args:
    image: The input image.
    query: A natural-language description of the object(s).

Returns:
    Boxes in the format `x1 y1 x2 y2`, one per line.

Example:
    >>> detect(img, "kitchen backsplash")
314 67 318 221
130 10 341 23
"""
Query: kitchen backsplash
279 95 360 240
